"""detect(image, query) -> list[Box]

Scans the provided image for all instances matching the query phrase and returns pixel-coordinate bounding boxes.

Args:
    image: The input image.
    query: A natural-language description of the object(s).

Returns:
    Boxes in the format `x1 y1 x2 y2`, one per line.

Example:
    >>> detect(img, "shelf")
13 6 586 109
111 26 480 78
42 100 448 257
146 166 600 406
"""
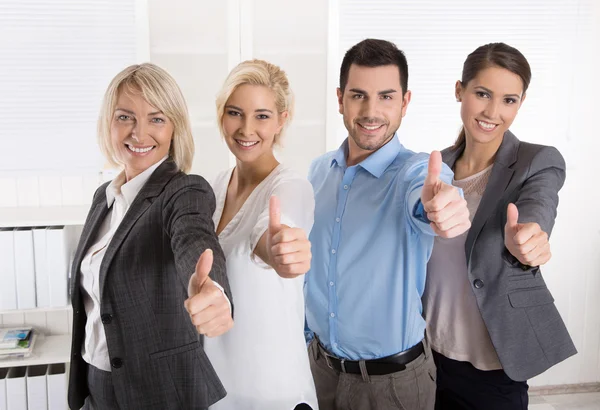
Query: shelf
0 305 71 315
0 205 90 228
0 334 71 368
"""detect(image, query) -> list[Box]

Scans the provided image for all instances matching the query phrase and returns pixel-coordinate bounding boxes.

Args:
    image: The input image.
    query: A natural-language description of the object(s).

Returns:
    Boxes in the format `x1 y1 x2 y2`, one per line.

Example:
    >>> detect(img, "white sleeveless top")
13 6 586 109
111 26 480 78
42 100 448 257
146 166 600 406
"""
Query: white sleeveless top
204 164 319 410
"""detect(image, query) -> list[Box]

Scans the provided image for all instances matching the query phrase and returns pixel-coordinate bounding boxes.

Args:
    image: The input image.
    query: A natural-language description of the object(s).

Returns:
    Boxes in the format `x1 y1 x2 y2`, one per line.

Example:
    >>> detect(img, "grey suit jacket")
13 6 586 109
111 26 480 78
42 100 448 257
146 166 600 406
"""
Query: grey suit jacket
441 131 576 381
68 159 232 410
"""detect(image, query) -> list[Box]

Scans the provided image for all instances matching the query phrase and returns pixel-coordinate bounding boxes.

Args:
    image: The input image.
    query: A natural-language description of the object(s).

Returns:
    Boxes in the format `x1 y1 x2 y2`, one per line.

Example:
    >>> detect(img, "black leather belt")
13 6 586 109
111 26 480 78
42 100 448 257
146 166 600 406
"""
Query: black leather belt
317 340 424 375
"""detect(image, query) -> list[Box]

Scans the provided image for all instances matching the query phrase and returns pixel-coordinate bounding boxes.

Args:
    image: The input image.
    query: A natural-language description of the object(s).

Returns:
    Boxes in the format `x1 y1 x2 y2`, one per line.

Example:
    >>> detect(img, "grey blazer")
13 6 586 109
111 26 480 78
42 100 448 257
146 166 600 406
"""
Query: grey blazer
441 131 576 381
68 159 232 410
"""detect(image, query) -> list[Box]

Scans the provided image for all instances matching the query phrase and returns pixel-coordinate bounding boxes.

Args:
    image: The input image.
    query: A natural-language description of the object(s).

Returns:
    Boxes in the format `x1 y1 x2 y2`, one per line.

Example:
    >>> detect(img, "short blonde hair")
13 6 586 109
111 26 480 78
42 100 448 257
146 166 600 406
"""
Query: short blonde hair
98 63 194 173
216 59 294 145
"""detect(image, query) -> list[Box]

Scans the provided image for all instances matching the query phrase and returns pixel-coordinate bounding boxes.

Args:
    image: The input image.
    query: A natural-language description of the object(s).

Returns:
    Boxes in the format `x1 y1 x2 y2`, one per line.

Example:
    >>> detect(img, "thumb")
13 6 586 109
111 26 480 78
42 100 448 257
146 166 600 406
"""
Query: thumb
194 249 213 292
506 203 520 233
425 151 442 187
269 195 281 237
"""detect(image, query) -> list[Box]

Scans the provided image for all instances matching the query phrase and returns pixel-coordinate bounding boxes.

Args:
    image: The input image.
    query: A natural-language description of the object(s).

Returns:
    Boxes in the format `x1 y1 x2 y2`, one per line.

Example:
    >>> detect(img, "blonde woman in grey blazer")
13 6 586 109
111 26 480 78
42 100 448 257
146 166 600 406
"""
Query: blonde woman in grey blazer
423 43 576 410
68 63 233 410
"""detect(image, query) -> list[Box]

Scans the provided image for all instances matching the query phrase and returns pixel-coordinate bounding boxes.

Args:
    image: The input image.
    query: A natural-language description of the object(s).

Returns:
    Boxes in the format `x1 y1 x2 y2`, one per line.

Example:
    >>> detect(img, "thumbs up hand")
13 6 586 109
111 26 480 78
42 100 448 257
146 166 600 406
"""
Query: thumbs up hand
265 195 312 279
504 203 552 267
185 249 233 337
422 151 471 238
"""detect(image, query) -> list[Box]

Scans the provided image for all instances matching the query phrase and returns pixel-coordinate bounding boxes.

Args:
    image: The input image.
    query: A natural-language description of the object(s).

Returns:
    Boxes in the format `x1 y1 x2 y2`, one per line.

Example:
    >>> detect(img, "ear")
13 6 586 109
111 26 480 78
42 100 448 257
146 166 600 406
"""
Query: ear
455 80 464 101
337 87 344 115
276 111 289 133
401 90 412 118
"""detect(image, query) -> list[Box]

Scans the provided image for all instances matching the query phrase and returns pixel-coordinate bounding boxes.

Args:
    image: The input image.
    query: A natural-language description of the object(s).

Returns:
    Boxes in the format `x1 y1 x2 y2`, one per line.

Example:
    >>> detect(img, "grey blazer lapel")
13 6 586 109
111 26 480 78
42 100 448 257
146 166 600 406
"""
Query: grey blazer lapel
98 160 180 298
442 131 520 262
70 194 110 297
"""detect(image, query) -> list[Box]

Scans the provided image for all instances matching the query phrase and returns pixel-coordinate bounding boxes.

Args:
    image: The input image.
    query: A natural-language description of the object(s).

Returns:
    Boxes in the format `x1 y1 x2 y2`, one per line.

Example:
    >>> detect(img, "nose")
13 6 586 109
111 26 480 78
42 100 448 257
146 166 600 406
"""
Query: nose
483 99 500 120
131 120 146 143
360 98 378 120
240 118 254 138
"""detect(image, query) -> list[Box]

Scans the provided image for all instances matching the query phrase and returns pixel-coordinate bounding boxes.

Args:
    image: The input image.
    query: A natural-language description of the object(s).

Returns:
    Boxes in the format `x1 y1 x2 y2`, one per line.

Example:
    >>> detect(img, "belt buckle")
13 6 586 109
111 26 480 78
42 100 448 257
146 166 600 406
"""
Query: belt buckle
324 353 333 370
340 358 346 373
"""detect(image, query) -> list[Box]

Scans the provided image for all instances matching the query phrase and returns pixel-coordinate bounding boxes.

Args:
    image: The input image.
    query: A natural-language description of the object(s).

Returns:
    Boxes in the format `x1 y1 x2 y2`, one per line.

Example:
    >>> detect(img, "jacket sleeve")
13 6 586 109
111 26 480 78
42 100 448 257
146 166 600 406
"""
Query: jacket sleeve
162 174 232 314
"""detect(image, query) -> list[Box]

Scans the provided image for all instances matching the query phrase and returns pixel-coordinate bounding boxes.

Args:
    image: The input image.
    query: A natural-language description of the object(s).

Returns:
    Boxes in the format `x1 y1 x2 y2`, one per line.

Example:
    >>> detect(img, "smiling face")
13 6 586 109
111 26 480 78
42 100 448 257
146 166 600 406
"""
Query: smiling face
337 64 411 162
457 65 525 148
221 84 287 165
110 88 173 180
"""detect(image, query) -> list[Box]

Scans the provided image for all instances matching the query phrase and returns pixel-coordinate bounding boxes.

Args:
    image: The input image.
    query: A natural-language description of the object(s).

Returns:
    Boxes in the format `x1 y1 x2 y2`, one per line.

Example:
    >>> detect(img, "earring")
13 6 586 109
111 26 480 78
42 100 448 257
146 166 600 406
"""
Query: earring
456 98 460 102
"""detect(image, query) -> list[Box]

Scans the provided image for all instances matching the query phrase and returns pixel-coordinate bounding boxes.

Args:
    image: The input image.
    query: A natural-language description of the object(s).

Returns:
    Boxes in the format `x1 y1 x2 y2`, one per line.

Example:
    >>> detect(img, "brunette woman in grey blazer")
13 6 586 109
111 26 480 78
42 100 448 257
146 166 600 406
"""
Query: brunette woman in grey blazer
423 43 576 410
68 63 233 410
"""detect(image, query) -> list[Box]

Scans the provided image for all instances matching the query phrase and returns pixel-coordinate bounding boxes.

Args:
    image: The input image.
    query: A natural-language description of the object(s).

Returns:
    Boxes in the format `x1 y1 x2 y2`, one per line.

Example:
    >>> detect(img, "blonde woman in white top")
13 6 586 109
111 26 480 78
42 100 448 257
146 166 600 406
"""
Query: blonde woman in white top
204 59 318 410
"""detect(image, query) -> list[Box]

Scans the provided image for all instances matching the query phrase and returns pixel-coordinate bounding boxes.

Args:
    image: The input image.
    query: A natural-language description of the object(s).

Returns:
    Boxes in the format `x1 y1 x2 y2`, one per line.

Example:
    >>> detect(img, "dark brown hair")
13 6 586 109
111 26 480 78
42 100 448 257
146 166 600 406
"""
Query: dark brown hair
339 39 409 95
454 42 531 149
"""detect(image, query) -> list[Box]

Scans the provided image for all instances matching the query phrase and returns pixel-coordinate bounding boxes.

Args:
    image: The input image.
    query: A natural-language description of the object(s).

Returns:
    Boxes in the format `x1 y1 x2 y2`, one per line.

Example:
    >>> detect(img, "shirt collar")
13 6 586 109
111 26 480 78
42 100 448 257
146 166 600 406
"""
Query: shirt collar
106 156 168 207
331 135 401 178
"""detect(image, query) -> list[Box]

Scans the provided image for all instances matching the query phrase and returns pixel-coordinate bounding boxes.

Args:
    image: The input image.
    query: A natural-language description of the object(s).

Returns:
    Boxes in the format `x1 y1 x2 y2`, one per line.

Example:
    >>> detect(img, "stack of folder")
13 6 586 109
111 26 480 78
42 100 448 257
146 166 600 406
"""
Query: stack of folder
0 328 37 360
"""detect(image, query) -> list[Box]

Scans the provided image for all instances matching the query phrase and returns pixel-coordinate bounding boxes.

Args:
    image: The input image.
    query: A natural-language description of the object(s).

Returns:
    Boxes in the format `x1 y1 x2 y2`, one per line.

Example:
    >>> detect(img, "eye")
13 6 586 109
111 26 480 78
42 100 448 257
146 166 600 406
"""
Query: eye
475 91 490 99
381 94 392 100
505 98 517 105
257 114 270 120
352 94 365 100
117 114 131 121
227 110 241 116
151 117 166 124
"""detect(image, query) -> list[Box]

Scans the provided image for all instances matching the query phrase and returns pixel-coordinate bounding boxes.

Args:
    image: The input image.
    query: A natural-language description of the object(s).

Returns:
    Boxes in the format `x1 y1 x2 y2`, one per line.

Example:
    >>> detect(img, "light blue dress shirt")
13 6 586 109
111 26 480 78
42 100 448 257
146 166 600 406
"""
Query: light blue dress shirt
305 135 455 360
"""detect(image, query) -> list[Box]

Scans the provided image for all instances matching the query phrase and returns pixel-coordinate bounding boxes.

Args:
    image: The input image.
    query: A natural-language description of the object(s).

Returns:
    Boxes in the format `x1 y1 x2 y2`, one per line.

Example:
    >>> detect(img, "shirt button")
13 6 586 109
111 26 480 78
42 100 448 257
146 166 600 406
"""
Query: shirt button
330 312 335 318
335 217 340 223
343 185 349 190
101 314 113 325
329 281 334 286
111 358 123 369
331 249 336 254
473 279 484 289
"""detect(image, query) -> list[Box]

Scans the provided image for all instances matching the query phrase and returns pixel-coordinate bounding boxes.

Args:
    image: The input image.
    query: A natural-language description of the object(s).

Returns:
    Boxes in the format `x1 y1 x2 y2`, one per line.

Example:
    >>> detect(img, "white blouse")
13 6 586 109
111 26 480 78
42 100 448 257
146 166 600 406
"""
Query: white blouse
204 164 318 410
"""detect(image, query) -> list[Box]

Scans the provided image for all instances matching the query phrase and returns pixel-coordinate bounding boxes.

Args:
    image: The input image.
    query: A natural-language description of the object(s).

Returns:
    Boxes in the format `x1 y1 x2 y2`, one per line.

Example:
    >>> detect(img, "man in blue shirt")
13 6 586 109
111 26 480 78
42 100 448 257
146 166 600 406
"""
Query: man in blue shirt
305 39 471 410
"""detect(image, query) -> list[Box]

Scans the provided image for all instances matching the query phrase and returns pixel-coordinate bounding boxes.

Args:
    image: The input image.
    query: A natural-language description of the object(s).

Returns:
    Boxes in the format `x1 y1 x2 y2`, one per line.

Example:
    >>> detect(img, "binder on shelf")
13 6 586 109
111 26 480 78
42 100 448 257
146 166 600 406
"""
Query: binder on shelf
14 229 36 309
46 227 68 306
6 366 27 410
0 229 17 310
0 368 8 410
26 365 48 410
46 363 67 410
33 228 50 308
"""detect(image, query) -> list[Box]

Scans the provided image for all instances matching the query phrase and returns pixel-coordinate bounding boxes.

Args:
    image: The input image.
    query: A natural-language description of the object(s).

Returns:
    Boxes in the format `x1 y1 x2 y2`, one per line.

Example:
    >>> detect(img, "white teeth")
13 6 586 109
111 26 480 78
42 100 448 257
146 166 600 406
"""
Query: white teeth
127 145 153 153
478 121 496 130
360 124 382 131
236 140 258 147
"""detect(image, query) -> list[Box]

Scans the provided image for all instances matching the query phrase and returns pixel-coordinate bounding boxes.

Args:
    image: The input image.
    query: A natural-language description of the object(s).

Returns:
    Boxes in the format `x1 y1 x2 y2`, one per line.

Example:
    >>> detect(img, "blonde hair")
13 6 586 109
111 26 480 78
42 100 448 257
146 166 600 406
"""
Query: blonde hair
216 59 294 145
98 63 194 173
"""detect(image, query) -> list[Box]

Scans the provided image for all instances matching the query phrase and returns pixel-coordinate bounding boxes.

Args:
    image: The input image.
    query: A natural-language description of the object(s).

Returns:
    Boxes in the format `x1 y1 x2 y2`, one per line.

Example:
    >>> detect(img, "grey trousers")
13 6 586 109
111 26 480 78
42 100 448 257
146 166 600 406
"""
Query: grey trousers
81 364 119 410
308 339 436 410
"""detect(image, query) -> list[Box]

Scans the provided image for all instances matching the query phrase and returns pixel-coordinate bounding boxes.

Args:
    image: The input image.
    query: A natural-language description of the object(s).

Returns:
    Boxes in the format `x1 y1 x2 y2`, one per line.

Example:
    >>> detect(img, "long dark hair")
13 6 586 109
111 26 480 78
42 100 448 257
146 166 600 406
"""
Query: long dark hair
453 43 531 150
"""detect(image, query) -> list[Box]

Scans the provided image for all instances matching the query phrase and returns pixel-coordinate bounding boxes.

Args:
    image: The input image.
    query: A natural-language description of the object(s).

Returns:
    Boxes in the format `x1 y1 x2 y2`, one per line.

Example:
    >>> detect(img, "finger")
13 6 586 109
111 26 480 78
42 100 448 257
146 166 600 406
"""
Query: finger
516 231 547 255
523 241 550 265
530 246 552 267
425 151 442 187
190 302 230 327
426 198 467 224
269 195 282 236
432 221 471 239
273 250 312 266
513 223 542 246
271 238 311 256
194 249 213 291
506 203 519 232
203 320 234 338
271 227 306 245
433 208 470 232
197 314 233 336
424 184 460 213
275 261 311 277
185 282 222 315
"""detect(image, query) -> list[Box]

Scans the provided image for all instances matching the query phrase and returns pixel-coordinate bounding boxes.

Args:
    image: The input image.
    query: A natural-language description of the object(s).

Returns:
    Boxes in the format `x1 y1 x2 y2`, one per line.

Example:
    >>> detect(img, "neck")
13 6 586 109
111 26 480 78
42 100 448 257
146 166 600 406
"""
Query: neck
455 135 503 178
233 152 279 191
346 134 394 167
